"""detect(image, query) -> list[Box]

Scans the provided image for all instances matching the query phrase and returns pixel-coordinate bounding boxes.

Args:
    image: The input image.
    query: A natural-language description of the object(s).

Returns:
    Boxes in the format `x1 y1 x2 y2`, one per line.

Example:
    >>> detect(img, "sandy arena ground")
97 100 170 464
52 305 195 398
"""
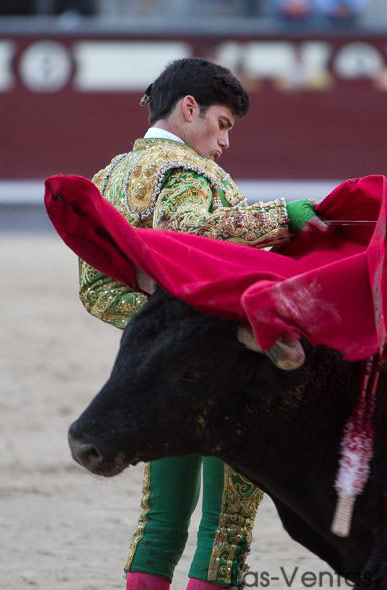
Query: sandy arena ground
1 233 351 590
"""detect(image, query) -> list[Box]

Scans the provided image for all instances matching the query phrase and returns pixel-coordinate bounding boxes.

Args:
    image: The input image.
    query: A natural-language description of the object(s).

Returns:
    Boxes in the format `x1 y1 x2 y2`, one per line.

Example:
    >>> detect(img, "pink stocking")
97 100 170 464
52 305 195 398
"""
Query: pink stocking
126 571 170 590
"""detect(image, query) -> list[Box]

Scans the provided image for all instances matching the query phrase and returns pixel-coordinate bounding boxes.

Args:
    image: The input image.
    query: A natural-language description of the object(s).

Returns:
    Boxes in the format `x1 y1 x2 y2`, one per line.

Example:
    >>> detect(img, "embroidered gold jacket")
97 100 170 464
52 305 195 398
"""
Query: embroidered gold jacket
79 138 289 329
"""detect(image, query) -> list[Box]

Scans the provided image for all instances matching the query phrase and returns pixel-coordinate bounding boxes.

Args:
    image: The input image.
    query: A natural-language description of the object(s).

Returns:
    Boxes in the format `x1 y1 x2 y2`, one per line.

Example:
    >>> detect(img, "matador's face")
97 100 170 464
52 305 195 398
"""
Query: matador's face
185 104 235 162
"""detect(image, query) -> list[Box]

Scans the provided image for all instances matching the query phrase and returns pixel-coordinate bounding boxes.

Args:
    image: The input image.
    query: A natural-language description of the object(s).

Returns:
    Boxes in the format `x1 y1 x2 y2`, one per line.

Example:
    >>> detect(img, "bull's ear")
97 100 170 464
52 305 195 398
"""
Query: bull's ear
237 324 262 353
136 268 156 295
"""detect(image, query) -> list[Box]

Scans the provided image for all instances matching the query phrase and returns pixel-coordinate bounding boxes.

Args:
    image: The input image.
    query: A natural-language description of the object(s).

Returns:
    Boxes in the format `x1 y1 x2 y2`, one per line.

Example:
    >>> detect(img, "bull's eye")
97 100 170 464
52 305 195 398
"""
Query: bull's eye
182 368 201 382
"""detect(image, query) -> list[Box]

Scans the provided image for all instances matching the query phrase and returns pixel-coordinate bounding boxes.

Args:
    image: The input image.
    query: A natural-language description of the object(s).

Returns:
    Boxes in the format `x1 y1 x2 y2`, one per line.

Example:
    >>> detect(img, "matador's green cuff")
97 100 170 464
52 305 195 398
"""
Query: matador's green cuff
286 199 317 233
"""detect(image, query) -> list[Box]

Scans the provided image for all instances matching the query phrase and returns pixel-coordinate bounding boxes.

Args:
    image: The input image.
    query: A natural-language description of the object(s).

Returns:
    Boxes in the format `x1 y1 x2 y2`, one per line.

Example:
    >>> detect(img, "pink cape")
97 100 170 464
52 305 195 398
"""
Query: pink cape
44 174 387 361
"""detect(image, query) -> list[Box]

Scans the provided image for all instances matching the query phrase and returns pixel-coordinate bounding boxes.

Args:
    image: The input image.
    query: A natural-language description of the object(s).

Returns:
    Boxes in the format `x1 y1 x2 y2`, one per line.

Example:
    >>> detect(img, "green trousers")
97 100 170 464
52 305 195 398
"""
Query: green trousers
125 455 263 588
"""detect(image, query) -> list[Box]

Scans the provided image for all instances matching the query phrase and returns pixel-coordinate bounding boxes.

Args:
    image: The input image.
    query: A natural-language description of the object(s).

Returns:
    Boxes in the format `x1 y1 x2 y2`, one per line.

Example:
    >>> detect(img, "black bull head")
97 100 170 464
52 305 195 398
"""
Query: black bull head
68 289 387 589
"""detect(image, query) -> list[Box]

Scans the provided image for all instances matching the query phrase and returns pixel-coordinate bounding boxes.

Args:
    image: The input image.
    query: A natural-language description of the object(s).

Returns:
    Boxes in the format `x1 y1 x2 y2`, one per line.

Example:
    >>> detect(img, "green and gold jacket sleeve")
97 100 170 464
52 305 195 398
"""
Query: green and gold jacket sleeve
153 169 289 248
79 260 147 330
78 158 148 330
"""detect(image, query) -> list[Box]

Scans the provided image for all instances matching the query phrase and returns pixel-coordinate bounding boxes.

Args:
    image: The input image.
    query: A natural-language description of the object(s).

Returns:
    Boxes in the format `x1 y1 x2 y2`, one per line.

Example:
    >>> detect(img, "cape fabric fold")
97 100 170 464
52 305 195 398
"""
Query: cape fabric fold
44 174 387 361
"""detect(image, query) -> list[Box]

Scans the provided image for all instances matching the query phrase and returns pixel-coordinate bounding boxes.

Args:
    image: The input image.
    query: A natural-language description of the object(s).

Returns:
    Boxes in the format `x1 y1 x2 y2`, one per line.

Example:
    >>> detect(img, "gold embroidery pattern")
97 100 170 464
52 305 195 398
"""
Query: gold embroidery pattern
79 276 146 329
125 462 152 572
93 151 147 224
78 254 147 330
208 465 264 586
153 168 289 247
126 139 245 221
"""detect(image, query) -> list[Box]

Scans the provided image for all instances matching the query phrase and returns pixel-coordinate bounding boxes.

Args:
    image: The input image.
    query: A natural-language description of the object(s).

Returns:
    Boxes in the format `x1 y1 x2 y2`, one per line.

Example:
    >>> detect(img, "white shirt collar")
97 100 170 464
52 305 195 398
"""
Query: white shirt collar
144 127 184 144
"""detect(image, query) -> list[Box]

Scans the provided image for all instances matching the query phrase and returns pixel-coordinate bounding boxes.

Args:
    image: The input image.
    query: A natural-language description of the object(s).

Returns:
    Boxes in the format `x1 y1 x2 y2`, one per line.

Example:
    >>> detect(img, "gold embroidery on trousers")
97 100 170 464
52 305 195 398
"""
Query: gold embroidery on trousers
207 465 264 585
125 462 152 571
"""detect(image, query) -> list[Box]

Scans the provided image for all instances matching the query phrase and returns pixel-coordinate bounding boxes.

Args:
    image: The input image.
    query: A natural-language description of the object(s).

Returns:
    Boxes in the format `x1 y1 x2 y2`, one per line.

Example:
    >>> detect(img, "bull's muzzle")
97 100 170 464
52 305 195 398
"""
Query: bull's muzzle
68 423 129 477
68 426 104 473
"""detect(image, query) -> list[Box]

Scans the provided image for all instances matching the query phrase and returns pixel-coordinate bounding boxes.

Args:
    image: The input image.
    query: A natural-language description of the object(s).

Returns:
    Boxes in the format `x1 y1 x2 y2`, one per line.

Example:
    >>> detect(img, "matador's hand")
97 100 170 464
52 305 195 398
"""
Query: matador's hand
302 215 329 233
286 199 328 234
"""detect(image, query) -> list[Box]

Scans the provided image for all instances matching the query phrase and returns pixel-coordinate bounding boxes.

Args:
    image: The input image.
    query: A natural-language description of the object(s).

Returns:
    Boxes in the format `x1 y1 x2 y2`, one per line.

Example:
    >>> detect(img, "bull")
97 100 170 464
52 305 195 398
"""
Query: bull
68 288 387 590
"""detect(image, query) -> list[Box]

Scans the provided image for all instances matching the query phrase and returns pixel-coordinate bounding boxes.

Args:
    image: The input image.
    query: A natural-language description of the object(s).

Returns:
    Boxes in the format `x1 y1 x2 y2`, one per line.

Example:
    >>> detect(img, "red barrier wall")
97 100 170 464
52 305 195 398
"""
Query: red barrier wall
2 32 386 180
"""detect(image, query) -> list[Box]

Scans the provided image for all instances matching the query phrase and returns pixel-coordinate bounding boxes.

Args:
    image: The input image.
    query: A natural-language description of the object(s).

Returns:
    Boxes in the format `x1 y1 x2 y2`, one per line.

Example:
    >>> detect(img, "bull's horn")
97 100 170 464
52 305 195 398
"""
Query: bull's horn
265 337 305 371
136 268 156 295
237 324 262 353
238 325 305 371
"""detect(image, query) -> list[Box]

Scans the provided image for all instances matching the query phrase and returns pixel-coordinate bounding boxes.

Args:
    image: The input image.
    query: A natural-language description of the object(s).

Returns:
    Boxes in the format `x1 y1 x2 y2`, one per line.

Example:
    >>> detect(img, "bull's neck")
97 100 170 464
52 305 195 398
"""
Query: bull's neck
213 349 375 579
212 346 358 501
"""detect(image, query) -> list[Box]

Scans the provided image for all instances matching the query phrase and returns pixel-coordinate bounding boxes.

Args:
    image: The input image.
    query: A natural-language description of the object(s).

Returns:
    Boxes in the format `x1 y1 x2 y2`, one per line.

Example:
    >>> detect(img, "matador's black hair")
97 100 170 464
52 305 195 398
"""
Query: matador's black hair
140 58 249 125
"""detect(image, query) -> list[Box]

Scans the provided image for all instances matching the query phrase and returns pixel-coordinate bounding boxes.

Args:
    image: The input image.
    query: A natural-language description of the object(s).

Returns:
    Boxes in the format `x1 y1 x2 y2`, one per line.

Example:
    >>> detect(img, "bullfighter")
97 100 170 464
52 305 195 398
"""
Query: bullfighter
78 57 326 590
